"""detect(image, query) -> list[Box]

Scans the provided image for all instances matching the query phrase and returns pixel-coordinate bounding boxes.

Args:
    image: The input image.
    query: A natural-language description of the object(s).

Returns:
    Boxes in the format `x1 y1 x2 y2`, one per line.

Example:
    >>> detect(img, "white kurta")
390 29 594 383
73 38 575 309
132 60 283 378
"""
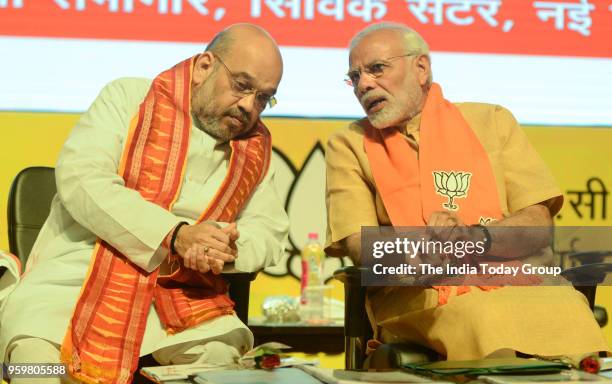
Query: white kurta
0 78 289 361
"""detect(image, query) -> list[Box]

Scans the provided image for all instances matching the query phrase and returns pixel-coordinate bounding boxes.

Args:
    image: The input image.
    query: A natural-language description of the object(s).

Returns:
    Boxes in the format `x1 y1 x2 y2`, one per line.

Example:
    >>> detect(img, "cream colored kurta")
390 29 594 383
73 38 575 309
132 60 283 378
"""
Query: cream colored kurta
325 103 609 360
0 78 289 362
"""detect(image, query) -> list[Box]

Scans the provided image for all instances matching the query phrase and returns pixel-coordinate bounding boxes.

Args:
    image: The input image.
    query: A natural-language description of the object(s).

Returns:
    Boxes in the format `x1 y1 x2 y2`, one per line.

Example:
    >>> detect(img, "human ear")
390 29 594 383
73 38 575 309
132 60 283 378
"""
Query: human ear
192 52 215 86
415 55 431 87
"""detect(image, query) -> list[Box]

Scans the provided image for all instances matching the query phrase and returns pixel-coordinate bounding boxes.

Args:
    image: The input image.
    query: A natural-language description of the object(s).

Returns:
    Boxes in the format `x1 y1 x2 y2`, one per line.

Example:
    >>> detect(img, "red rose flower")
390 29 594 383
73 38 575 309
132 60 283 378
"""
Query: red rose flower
259 354 281 369
580 356 600 374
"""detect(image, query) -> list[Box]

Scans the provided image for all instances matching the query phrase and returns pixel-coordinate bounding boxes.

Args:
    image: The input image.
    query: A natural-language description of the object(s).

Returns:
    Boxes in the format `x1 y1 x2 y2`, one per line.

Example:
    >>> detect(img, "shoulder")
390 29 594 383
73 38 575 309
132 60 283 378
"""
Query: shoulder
89 77 152 118
98 77 152 102
327 118 367 150
455 102 517 124
454 102 520 144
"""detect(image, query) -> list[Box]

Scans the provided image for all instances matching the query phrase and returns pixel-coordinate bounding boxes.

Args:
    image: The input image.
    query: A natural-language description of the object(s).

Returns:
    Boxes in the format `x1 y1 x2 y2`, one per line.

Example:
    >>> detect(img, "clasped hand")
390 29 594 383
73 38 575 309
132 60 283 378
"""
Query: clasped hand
411 211 481 282
173 222 239 274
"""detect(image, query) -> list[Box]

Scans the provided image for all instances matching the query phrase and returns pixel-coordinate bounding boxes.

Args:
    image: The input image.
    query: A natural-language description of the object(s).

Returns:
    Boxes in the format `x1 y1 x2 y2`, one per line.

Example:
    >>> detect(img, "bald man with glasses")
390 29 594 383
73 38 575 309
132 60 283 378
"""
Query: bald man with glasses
0 23 288 383
325 22 608 364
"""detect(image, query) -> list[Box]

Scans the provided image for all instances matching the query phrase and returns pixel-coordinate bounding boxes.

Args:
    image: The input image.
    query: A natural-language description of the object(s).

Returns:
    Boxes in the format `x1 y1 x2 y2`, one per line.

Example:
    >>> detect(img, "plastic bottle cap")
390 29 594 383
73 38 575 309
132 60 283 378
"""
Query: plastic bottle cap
308 232 318 240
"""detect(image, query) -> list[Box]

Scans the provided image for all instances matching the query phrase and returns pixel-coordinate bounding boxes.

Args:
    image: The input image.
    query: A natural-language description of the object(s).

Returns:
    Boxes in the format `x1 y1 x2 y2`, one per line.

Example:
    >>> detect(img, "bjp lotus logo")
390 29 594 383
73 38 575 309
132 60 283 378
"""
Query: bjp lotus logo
432 171 472 211
479 217 496 225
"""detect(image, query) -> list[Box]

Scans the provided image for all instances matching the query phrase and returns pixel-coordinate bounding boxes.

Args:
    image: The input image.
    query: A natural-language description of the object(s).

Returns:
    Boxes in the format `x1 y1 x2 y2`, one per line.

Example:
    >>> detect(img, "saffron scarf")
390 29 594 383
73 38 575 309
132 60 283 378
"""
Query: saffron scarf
61 56 271 383
364 83 502 305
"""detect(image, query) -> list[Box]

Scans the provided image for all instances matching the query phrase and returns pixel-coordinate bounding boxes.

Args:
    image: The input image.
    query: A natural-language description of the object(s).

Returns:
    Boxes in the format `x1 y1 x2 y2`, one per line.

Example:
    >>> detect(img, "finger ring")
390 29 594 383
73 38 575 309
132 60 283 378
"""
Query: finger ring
202 245 210 253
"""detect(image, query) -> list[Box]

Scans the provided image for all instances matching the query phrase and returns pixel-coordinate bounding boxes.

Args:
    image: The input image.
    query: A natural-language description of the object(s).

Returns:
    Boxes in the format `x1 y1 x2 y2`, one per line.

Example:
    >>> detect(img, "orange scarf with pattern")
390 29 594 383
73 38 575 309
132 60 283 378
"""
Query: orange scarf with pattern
364 83 502 305
61 56 271 383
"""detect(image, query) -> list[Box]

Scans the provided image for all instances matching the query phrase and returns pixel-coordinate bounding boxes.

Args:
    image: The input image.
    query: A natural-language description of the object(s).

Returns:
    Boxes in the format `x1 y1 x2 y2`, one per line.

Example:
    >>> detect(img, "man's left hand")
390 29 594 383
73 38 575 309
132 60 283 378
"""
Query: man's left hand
421 211 482 271
425 211 471 243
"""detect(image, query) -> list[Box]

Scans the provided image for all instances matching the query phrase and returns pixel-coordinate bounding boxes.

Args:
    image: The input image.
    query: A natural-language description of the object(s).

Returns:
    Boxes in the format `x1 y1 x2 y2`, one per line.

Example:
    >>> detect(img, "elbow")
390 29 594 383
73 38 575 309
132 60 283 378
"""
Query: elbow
523 204 554 251
533 203 553 225
340 233 362 266
54 159 84 207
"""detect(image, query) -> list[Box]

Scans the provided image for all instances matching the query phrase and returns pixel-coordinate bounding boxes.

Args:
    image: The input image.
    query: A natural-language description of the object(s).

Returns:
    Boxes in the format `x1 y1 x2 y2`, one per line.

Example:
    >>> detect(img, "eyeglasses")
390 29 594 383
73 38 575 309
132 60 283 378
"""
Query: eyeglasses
345 54 417 88
212 53 278 109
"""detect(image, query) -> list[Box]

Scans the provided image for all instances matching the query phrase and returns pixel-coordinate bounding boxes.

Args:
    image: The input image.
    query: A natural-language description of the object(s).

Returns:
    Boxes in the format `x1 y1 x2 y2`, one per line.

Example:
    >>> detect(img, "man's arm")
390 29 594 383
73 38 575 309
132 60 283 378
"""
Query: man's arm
345 202 553 267
484 105 562 258
231 165 289 272
341 233 362 266
325 128 379 264
55 79 182 272
426 105 562 259
427 203 554 260
485 203 553 258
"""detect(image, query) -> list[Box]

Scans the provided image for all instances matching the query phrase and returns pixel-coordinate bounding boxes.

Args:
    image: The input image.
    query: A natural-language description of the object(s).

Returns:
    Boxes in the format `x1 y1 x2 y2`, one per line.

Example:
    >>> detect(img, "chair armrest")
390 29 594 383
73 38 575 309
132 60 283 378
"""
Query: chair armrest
561 263 612 309
223 272 258 325
568 251 612 265
561 263 612 285
333 265 365 285
222 271 258 282
594 305 608 328
334 266 372 370
333 266 370 336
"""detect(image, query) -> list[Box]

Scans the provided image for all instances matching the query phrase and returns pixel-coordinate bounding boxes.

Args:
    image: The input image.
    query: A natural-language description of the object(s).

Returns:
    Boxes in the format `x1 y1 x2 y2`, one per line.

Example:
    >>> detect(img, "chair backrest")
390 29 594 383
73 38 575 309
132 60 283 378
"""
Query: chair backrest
7 166 56 271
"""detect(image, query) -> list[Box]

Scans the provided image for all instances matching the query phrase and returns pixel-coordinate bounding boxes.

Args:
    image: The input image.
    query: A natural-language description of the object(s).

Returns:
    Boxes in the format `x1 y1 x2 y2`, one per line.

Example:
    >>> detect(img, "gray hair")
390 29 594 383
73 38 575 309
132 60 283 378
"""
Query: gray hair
205 29 235 56
350 22 432 86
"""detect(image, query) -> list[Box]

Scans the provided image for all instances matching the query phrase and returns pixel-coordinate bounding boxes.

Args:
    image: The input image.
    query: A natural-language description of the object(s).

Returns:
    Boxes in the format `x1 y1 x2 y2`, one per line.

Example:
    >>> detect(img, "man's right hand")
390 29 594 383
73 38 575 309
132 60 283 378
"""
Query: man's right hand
174 223 238 272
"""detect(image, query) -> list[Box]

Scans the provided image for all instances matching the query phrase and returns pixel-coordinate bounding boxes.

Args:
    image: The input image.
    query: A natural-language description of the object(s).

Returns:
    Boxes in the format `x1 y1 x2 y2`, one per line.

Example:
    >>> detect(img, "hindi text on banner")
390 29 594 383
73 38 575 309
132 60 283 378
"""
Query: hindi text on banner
405 0 506 28
251 0 387 21
52 0 211 14
533 0 594 36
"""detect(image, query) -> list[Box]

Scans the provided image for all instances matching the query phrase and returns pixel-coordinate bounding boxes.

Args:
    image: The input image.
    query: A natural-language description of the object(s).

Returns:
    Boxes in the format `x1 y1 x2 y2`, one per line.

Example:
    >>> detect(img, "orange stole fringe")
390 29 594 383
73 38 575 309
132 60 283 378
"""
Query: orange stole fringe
61 56 272 384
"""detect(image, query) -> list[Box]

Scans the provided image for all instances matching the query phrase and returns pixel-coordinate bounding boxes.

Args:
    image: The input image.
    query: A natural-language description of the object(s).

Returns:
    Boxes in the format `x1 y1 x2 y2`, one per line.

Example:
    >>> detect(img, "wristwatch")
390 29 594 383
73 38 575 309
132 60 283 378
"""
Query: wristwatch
471 224 492 255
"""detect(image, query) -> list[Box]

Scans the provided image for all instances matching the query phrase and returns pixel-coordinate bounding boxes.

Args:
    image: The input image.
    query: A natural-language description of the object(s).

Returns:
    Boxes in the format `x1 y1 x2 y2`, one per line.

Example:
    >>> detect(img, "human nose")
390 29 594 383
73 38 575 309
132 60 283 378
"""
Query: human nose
237 92 257 116
356 72 377 96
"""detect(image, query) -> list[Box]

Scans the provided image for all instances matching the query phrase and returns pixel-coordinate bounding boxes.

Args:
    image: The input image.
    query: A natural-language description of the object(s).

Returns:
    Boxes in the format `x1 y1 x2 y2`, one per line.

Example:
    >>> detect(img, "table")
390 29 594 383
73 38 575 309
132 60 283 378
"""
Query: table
249 318 344 354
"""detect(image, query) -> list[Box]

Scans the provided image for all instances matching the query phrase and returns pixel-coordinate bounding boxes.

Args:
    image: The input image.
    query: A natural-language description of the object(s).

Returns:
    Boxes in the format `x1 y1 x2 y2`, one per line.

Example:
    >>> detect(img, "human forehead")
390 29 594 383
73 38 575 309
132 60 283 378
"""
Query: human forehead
349 30 404 68
222 50 281 93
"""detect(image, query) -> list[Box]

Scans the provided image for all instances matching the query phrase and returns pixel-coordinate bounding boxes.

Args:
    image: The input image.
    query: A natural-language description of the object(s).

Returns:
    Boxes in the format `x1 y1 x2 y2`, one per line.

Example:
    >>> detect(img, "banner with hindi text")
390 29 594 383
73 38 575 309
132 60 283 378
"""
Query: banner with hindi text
1 0 611 57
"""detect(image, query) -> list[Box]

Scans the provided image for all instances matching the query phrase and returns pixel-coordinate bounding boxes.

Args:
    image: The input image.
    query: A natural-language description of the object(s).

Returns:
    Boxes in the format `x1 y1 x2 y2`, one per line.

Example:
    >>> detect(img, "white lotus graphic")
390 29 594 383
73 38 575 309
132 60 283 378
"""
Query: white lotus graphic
264 143 352 281
433 171 472 211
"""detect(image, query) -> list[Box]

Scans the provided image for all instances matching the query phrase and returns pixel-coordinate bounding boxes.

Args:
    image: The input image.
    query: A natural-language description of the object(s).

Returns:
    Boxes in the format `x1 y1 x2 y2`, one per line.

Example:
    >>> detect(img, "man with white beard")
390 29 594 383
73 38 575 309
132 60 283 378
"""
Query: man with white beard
325 22 608 364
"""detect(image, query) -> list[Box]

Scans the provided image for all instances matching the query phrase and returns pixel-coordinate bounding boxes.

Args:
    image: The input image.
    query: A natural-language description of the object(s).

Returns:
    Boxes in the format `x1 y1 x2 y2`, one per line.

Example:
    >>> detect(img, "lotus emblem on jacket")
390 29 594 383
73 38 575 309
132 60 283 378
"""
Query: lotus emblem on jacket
479 217 495 225
432 171 472 211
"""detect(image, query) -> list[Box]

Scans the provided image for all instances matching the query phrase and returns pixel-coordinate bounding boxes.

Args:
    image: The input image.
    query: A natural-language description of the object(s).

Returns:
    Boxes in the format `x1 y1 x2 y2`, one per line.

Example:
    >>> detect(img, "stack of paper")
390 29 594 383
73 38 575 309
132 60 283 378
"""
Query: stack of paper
296 365 451 384
140 342 318 383
477 371 611 384
193 368 322 384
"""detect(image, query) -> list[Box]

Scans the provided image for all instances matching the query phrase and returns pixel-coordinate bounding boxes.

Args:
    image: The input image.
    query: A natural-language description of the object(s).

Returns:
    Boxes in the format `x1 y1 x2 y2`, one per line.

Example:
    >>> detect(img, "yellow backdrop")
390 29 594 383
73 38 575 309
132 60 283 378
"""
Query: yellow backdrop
1 112 610 368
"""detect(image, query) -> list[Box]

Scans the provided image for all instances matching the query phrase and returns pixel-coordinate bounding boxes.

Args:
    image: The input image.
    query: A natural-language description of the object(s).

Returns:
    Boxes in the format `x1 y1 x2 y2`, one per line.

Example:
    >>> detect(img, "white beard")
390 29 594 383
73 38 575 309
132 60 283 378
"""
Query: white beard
367 91 424 129
368 104 403 129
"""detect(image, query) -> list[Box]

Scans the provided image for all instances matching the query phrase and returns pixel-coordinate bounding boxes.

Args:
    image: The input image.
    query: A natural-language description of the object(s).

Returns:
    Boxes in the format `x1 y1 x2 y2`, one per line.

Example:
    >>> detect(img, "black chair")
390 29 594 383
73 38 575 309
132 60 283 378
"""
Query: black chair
6 166 257 324
335 266 440 370
7 166 57 269
561 257 612 327
335 260 611 370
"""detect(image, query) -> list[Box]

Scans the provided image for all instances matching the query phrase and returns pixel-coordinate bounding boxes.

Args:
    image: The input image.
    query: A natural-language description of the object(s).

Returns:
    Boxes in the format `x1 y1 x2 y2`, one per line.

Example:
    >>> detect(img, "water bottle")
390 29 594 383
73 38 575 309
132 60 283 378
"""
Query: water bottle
300 232 325 322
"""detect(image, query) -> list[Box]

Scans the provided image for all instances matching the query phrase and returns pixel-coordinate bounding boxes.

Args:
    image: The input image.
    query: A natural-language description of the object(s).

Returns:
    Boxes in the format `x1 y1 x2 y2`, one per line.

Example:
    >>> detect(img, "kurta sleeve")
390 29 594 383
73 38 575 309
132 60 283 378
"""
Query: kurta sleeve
325 127 379 256
55 78 182 272
496 106 563 215
231 164 289 272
